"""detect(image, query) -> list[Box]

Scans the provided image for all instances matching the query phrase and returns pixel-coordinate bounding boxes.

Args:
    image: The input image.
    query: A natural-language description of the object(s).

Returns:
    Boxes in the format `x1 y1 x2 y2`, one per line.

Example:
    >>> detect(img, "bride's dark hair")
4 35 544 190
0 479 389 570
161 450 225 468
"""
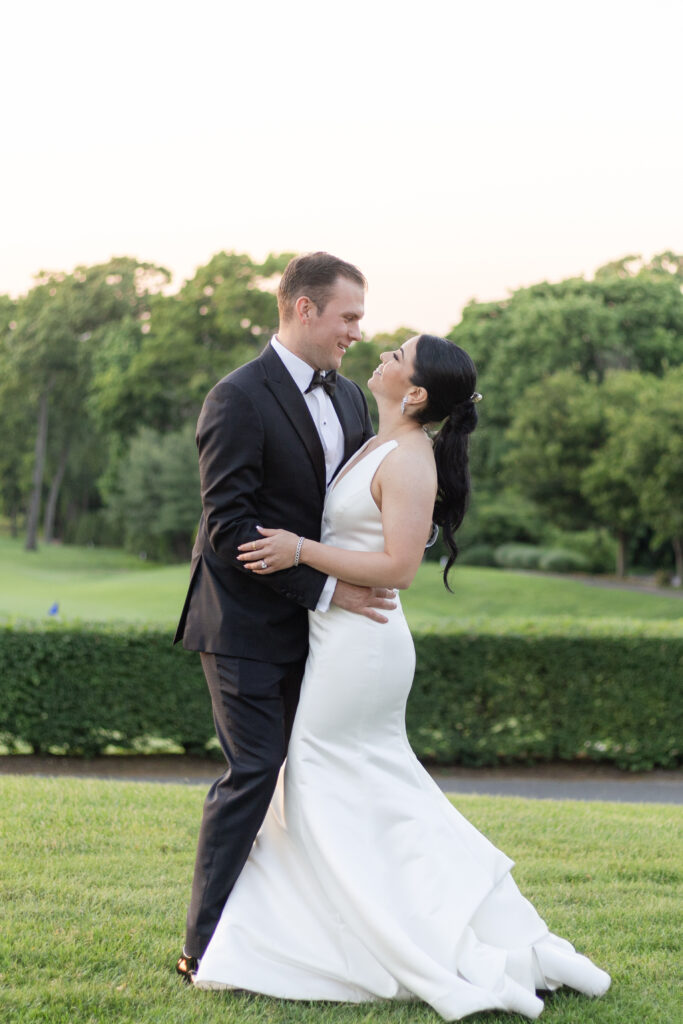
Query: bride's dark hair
409 334 479 589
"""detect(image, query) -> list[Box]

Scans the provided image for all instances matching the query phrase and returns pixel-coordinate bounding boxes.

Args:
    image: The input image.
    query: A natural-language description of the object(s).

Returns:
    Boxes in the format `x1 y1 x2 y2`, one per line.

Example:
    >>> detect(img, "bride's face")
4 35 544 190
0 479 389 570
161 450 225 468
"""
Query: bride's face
368 336 419 402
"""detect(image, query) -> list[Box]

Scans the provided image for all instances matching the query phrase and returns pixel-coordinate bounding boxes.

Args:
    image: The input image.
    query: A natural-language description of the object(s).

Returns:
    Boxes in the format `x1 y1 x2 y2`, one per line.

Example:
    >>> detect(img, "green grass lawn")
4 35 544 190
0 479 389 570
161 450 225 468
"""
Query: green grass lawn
1 776 680 1023
1 535 681 628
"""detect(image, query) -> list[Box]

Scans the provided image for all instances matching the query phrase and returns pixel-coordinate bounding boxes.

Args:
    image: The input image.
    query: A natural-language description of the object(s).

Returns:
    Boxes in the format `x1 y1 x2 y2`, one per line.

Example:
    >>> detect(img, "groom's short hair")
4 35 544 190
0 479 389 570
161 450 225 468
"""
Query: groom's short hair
278 252 366 322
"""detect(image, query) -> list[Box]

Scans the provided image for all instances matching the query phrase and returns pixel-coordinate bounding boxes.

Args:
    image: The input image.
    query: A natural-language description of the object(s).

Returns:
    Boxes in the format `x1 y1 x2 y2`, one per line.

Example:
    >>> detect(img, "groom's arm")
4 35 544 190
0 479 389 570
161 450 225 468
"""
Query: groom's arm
197 382 327 611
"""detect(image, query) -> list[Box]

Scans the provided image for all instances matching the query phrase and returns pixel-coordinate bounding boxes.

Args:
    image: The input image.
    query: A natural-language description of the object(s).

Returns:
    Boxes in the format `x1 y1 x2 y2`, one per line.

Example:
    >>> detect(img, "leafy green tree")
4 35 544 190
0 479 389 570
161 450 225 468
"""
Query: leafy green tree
5 258 170 549
615 368 683 580
449 252 683 487
105 423 200 561
580 373 654 576
92 251 292 438
591 262 683 375
505 369 673 576
0 296 31 536
457 492 545 551
502 371 605 530
8 276 77 549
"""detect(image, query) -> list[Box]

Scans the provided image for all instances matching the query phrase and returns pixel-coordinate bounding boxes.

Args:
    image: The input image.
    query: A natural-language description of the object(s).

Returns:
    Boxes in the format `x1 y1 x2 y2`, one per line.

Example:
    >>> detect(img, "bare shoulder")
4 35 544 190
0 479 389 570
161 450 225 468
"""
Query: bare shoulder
378 438 437 491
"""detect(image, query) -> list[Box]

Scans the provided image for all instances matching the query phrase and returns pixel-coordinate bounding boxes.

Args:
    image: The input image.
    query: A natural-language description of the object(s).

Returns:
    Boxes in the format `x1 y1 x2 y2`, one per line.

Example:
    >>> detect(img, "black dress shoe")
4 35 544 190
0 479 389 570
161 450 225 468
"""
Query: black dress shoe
176 953 200 983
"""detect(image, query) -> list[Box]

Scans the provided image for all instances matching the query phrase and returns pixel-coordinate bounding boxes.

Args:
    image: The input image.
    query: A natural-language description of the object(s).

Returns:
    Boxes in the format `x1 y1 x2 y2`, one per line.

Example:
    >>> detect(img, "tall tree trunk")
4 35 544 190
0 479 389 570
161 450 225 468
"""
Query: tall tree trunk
615 530 628 578
25 382 53 551
43 440 71 543
673 536 683 585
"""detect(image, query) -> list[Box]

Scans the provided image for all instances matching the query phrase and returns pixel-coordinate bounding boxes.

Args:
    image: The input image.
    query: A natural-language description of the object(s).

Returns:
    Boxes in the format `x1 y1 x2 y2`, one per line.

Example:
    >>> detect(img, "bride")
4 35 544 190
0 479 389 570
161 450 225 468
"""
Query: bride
193 334 611 1020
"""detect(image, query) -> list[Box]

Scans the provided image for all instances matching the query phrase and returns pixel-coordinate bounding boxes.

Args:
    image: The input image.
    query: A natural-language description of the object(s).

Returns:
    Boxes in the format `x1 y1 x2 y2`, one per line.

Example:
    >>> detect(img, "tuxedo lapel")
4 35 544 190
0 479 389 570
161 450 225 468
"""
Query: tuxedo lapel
260 345 326 497
331 384 360 473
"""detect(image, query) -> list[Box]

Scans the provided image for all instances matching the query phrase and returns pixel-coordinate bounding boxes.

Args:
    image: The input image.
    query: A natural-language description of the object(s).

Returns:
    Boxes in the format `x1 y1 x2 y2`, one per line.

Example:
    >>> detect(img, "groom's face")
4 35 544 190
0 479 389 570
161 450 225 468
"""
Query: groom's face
306 277 365 371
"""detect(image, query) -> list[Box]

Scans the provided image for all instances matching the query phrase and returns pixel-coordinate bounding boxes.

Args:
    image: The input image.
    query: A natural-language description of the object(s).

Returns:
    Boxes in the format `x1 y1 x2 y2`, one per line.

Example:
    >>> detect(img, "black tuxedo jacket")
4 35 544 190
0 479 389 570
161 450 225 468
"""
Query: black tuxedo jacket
174 343 374 662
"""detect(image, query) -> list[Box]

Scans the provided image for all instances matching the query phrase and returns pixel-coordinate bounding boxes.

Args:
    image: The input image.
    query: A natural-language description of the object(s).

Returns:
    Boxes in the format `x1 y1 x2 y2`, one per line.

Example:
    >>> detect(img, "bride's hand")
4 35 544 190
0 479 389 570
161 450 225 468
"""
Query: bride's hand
237 527 300 574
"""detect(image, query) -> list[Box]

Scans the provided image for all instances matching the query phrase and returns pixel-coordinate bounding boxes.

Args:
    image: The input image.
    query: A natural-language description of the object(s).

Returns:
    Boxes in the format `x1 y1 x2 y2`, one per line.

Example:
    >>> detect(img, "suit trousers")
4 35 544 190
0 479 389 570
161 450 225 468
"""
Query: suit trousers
185 651 307 957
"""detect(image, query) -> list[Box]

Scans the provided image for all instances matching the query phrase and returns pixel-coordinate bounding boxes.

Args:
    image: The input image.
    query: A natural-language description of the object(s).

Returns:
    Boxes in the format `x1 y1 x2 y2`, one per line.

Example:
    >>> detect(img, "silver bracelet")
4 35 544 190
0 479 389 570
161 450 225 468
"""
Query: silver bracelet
294 536 305 567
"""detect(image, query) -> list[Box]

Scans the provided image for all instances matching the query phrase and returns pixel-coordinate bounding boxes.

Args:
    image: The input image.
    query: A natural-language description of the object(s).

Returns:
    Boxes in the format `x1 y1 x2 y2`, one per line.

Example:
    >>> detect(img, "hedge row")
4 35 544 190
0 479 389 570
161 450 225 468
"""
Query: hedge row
1 618 681 770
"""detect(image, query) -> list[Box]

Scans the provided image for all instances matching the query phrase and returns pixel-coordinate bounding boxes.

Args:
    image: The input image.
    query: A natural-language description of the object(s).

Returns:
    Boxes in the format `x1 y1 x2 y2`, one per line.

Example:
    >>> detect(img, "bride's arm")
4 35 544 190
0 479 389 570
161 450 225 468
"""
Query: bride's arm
237 447 437 590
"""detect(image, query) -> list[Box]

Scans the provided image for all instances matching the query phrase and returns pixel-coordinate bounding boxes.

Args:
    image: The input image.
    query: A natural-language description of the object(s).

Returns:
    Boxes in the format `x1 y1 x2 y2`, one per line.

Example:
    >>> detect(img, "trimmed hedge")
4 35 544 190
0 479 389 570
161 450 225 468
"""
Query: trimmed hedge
1 618 681 770
407 618 682 770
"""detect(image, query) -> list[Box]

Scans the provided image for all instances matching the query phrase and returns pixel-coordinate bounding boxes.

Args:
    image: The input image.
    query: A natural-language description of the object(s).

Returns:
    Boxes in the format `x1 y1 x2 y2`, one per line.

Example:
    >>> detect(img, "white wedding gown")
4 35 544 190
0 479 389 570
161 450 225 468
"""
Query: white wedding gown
195 441 610 1019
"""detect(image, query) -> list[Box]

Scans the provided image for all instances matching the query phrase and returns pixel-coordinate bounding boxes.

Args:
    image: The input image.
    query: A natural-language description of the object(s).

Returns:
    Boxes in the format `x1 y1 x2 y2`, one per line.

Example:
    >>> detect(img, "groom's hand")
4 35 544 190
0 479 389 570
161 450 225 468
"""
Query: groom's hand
331 581 397 623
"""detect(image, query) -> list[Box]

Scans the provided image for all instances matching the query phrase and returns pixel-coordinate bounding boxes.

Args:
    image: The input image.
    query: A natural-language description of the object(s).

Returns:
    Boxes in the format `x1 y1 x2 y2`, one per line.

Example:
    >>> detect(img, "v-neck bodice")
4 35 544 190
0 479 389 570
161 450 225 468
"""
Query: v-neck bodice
322 440 399 552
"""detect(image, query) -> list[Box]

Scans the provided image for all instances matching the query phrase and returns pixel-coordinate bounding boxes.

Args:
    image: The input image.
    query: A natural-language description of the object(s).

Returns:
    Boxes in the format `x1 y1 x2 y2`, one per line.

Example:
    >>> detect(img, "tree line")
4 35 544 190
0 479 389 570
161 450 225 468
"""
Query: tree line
0 250 681 578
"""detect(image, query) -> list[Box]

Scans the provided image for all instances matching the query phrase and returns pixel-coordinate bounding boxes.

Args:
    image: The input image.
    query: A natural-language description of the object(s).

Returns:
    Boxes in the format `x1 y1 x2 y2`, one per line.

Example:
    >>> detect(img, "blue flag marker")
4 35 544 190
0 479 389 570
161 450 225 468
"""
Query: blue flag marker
48 603 59 616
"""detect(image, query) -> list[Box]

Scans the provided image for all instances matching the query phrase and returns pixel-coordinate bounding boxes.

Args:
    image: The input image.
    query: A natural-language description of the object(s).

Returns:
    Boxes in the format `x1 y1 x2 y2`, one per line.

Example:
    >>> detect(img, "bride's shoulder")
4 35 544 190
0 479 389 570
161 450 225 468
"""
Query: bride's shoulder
380 438 437 486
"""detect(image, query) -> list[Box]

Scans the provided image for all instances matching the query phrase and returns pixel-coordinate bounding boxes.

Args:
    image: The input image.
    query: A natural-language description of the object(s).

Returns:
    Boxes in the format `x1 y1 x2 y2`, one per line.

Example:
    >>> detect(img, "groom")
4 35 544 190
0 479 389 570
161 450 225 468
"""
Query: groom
174 252 395 979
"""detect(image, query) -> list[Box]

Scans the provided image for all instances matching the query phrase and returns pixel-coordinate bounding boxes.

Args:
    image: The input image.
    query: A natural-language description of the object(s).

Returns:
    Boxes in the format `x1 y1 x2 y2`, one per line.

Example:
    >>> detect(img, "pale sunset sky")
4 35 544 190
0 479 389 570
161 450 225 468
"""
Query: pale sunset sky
2 0 682 336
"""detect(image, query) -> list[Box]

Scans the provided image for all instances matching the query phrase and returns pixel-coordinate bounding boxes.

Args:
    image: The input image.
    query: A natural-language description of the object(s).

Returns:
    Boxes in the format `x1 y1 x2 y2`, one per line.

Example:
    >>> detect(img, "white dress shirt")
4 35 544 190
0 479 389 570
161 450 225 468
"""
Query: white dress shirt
270 337 342 611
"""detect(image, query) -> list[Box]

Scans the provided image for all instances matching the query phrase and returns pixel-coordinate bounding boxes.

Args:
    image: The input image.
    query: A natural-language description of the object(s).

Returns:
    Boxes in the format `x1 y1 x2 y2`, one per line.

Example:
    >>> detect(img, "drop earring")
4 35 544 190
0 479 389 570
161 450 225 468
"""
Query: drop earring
400 397 407 415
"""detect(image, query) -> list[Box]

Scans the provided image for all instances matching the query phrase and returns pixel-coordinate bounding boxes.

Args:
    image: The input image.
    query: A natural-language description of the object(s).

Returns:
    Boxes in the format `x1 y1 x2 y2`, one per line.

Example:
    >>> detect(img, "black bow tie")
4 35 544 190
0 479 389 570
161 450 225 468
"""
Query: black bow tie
305 369 337 398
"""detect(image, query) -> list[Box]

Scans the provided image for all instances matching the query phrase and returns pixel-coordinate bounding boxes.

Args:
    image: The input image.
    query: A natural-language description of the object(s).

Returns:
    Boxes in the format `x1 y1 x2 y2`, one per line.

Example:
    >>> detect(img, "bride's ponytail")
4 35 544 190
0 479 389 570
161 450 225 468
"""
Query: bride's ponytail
410 335 480 590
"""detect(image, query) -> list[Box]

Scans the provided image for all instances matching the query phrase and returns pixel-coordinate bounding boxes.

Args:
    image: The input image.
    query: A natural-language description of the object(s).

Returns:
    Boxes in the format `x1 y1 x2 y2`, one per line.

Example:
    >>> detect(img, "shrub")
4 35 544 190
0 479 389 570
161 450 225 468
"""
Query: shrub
457 544 497 567
1 618 680 770
427 492 544 566
538 548 590 573
494 543 544 570
456 493 544 550
541 528 616 573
